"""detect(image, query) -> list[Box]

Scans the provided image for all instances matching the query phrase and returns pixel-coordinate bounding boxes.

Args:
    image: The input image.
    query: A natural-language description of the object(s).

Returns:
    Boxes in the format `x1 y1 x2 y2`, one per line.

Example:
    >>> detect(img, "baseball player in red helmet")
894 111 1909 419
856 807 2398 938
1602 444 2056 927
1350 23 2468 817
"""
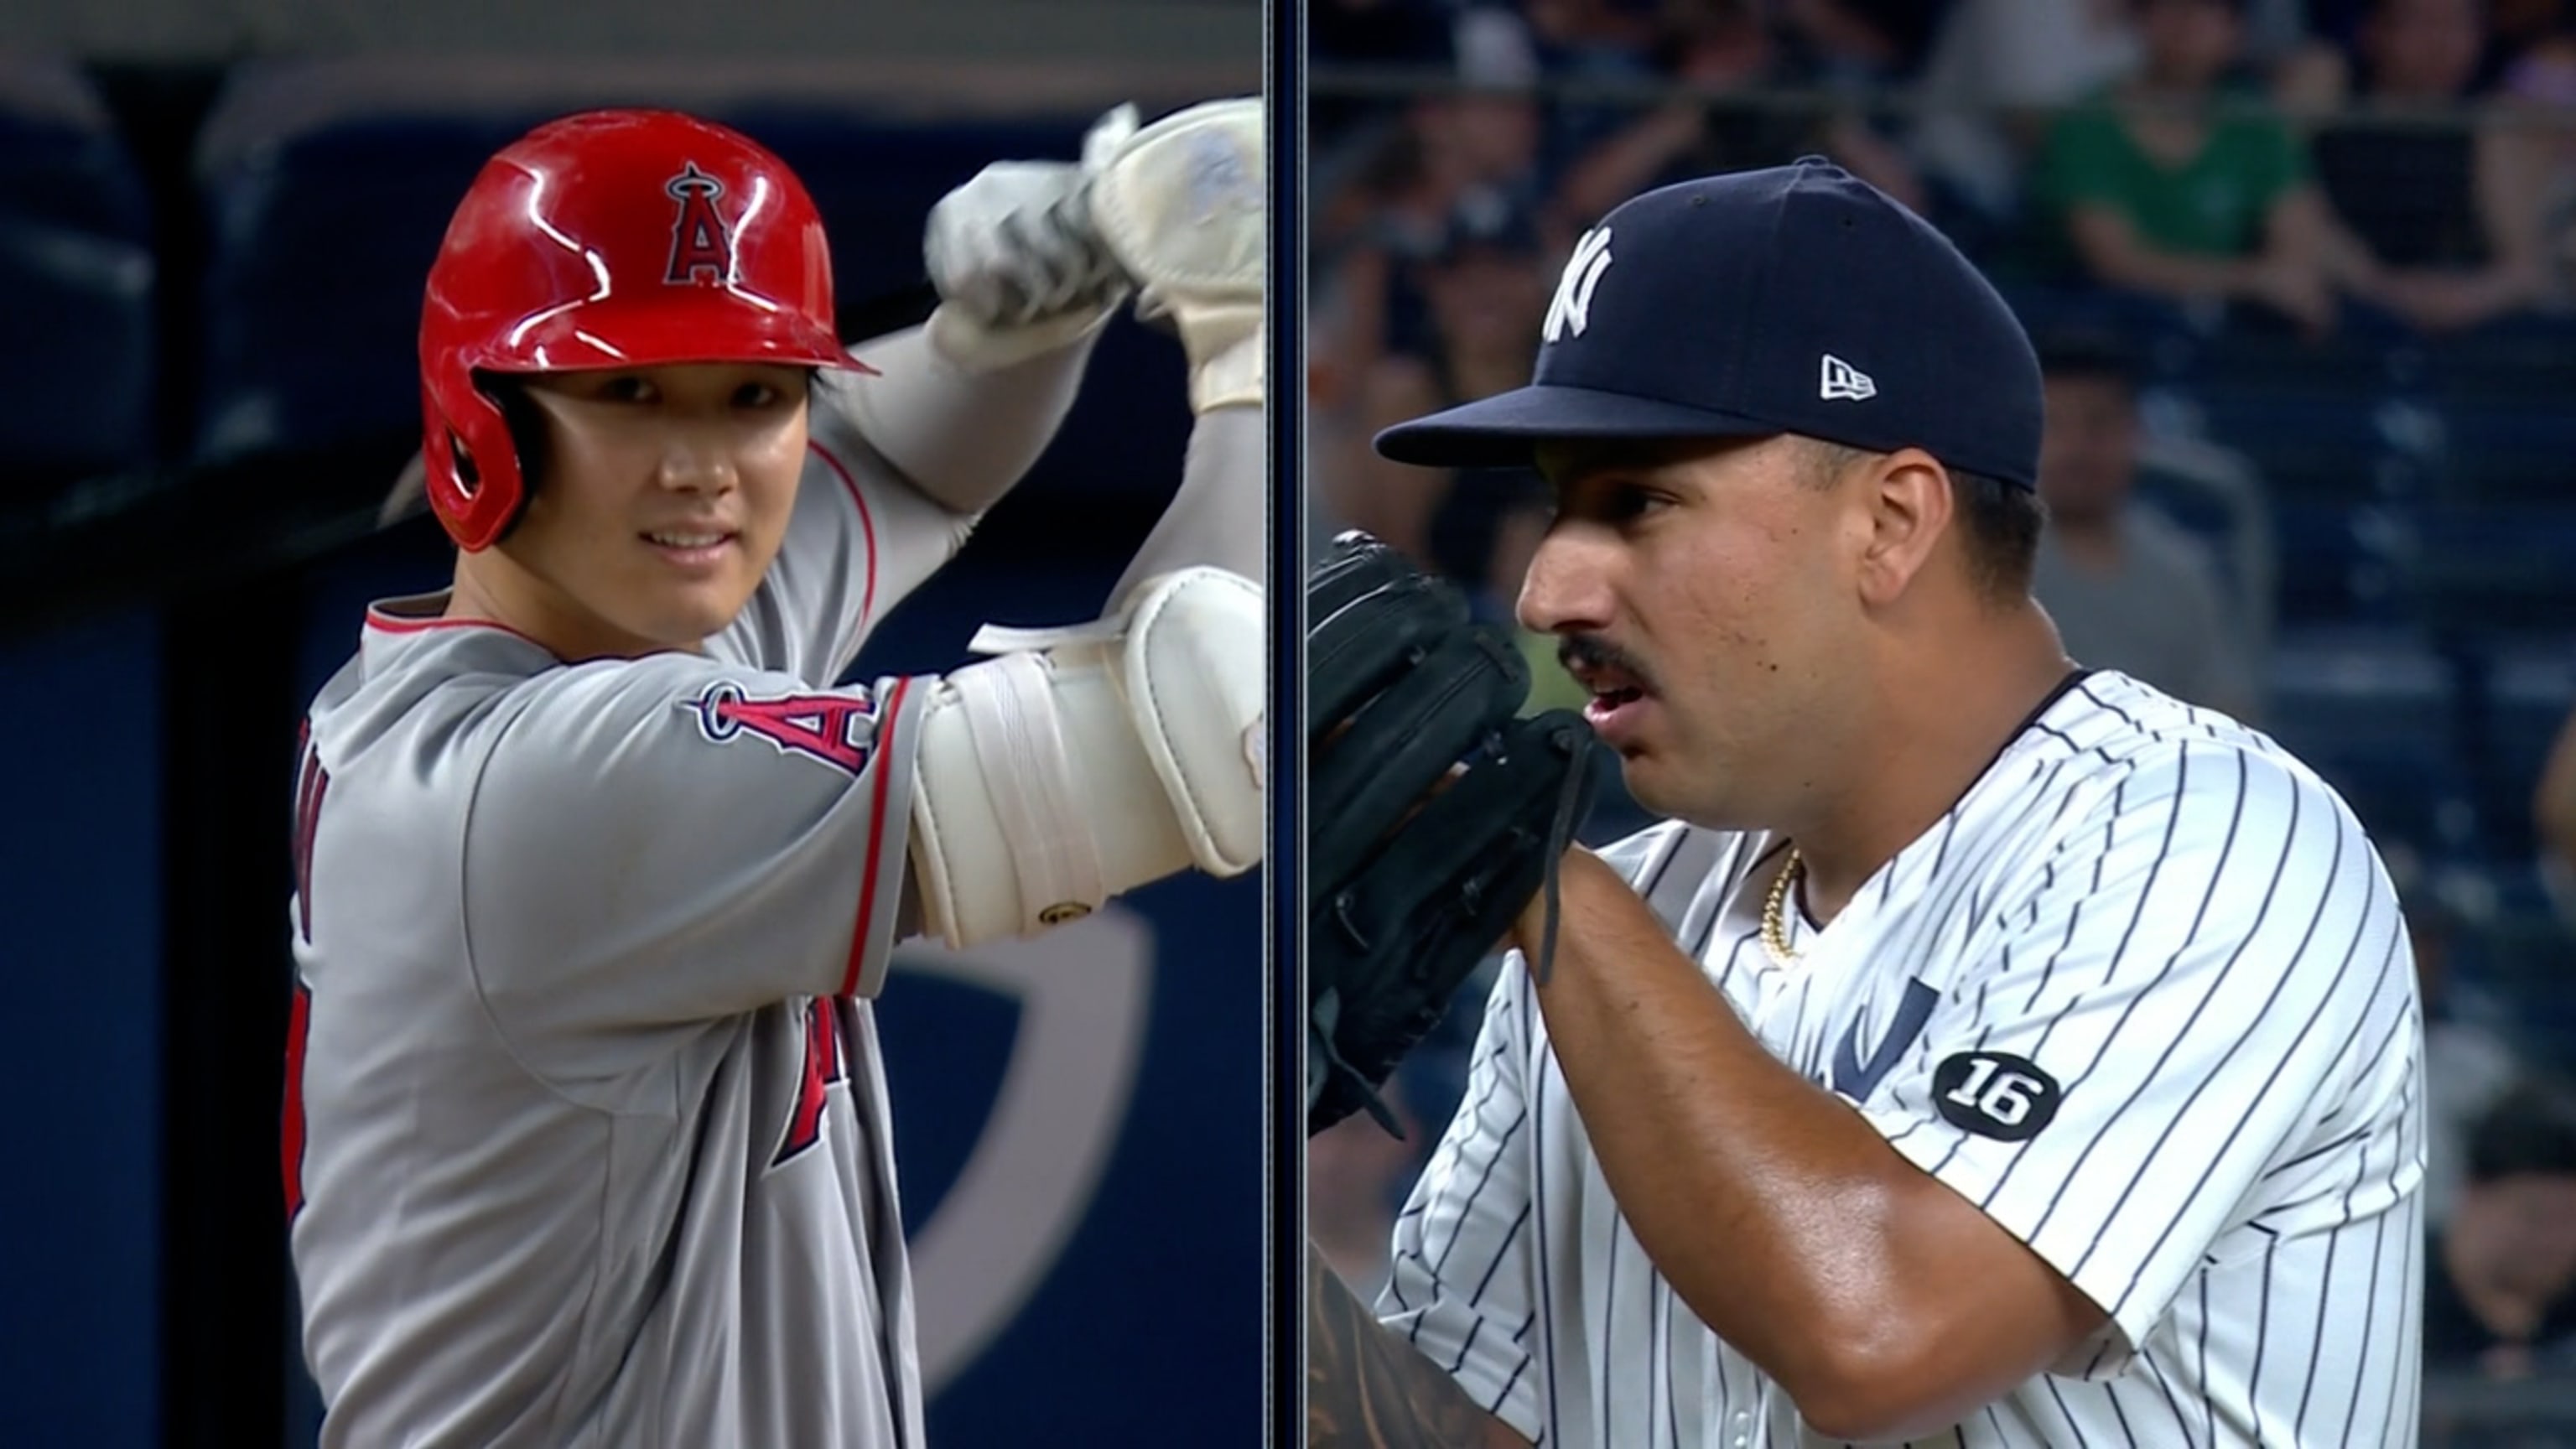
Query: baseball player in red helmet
283 101 1262 1447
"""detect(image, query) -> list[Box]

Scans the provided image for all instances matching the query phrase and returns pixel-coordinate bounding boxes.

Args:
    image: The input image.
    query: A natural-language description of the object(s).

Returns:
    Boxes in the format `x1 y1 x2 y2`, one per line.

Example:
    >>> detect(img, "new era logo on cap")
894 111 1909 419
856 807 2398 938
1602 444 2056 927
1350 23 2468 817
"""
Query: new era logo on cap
1543 226 1614 343
1820 354 1876 401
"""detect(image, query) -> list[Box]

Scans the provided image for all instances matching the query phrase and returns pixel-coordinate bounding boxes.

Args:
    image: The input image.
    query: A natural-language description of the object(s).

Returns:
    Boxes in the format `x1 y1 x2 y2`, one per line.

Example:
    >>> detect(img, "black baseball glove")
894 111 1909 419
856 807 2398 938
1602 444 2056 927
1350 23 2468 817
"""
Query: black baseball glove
1306 532 1603 1138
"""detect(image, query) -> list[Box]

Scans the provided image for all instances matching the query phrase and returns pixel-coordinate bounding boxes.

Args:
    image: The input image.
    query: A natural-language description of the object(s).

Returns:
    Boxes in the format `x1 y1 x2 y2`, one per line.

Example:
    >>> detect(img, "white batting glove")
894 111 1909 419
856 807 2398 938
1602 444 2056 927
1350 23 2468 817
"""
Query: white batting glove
923 105 1140 371
1088 97 1265 413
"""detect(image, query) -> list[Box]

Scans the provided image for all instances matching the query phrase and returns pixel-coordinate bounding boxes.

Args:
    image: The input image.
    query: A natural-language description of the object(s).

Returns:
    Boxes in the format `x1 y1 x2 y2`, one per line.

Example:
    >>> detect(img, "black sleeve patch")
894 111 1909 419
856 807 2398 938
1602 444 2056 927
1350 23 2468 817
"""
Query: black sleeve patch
1930 1051 2062 1142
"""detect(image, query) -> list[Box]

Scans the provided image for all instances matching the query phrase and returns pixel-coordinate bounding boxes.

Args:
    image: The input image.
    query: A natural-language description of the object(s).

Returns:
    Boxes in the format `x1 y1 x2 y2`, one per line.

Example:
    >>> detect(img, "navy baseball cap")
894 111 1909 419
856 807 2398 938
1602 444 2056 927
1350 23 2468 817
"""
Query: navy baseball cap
1374 158 2044 490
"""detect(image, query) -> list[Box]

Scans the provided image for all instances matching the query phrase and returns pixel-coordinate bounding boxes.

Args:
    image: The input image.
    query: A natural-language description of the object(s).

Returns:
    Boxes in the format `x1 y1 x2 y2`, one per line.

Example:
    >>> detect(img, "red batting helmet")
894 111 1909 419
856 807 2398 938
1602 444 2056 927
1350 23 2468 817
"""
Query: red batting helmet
419 109 868 552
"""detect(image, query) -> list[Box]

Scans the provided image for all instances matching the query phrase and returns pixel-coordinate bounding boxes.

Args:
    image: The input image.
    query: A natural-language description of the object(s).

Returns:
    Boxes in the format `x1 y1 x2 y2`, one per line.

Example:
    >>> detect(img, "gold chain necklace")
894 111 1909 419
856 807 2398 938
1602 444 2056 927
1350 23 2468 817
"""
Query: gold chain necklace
1760 847 1805 967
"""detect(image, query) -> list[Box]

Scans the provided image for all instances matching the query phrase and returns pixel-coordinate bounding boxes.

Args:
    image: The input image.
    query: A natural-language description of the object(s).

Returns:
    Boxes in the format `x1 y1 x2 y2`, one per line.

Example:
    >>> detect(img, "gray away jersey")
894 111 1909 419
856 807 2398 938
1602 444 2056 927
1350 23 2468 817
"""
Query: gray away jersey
1387 672 2427 1448
285 402 979 1448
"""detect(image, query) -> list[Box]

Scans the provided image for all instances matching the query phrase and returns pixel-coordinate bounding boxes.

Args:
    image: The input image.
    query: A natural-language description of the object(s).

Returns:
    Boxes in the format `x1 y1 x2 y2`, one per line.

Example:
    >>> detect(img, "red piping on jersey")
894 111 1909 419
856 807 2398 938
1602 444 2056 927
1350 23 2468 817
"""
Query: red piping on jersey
840 673 910 998
283 981 312 1220
806 440 880 636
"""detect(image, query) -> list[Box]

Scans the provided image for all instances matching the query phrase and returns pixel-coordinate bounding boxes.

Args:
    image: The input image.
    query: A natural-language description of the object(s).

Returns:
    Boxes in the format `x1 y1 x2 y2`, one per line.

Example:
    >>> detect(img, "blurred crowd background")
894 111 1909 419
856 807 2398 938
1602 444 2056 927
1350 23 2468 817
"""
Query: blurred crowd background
1307 0 2576 1439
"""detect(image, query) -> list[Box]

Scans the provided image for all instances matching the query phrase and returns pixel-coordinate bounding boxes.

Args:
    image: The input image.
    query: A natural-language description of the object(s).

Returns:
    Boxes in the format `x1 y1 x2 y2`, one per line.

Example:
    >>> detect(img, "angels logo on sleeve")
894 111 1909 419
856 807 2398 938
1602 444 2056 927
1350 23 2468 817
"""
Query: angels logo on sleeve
685 681 883 775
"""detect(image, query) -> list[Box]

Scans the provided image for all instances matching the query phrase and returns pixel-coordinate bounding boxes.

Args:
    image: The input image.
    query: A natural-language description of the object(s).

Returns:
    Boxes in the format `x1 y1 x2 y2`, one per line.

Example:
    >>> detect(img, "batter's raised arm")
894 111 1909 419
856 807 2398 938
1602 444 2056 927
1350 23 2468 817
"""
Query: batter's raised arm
866 100 1268 949
724 111 1142 684
825 97 1263 531
811 106 1135 521
1084 99 1265 600
763 99 1262 685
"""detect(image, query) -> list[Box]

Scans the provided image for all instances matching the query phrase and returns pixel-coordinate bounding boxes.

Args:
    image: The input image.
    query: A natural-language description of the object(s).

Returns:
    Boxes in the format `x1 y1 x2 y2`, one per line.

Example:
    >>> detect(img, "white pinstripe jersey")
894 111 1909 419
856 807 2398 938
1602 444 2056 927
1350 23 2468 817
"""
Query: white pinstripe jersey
1385 671 2428 1448
285 392 980 1449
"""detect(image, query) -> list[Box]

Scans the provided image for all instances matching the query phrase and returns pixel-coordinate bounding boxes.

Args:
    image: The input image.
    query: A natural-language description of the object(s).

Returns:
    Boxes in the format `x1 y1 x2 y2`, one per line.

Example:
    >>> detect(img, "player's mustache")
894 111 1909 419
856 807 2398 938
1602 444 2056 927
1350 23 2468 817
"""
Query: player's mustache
1556 634 1658 695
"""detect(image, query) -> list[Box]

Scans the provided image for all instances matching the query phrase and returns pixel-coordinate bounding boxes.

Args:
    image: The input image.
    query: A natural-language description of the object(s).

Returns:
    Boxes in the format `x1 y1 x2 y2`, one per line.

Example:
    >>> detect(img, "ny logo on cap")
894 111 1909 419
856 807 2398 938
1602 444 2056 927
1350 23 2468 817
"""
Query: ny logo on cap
1544 226 1614 343
1820 354 1877 401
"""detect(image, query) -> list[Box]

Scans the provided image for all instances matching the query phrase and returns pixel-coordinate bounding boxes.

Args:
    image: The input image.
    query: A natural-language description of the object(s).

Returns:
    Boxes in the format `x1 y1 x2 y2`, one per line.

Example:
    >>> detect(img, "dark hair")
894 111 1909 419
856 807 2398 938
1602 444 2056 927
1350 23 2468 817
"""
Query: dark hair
1952 466 2047 601
467 371 550 496
460 374 550 548
2469 1081 2576 1183
1807 440 2044 604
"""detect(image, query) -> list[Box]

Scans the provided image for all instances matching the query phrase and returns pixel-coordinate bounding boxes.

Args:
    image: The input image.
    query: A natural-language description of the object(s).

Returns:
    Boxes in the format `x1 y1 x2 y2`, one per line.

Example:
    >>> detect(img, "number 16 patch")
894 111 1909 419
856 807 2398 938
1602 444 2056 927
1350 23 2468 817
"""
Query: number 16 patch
1931 1051 2064 1142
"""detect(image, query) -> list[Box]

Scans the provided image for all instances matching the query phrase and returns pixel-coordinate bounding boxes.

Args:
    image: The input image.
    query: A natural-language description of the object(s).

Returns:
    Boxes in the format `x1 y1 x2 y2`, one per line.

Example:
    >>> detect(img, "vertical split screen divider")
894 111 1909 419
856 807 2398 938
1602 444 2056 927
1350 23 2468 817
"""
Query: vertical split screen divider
1265 3 1310 1444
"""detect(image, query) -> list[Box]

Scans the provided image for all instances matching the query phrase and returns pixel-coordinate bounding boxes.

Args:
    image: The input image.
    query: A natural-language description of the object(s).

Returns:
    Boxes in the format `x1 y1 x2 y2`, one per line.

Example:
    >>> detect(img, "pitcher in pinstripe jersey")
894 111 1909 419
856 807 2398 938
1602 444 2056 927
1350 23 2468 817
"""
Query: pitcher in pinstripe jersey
1309 159 2424 1447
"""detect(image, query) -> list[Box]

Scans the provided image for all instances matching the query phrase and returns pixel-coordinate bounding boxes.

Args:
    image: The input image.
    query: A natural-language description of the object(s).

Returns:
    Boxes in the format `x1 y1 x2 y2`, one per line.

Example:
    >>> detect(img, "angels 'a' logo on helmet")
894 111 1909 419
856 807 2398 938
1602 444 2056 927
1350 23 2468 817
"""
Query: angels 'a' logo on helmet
665 162 734 284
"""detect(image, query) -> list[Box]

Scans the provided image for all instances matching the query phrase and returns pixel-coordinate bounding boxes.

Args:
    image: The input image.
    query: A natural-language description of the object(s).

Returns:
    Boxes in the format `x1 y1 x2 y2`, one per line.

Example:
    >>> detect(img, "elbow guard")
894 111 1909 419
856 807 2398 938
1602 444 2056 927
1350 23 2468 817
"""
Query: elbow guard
908 567 1263 948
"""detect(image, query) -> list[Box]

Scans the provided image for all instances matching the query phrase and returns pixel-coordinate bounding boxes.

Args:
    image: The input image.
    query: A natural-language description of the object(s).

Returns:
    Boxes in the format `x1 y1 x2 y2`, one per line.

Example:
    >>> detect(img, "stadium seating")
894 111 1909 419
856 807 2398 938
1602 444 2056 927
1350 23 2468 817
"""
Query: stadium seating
0 58 157 492
192 110 516 462
2262 626 2478 857
2424 331 2576 506
2462 638 2576 862
2403 502 2576 639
